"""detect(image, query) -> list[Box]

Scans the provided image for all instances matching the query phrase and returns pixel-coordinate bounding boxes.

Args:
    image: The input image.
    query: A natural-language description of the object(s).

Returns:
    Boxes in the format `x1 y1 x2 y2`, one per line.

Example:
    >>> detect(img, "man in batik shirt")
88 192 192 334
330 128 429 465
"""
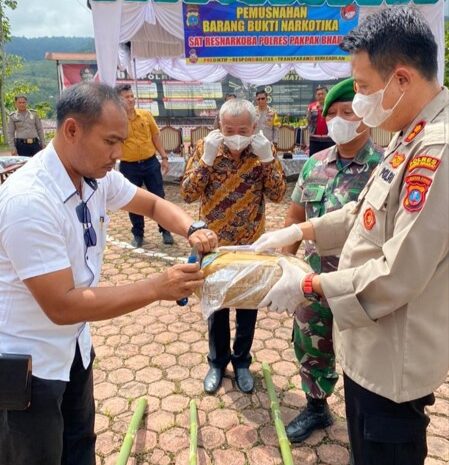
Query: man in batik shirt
181 98 286 394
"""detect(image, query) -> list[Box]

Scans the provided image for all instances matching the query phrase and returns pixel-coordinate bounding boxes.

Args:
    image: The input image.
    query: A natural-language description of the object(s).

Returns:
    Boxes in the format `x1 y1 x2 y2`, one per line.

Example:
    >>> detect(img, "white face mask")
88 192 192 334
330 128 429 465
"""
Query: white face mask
327 116 363 145
352 75 404 128
222 134 252 152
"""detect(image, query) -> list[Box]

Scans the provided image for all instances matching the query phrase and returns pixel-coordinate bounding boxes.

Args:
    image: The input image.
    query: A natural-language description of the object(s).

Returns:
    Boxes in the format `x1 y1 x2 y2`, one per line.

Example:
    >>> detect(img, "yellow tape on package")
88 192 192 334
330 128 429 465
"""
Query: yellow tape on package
195 247 311 319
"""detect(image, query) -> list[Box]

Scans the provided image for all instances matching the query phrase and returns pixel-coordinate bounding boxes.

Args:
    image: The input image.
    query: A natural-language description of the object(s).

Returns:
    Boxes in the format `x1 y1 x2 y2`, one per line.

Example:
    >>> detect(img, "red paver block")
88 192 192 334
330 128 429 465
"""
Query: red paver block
124 354 150 371
259 424 278 447
179 330 203 343
120 381 148 399
108 367 134 385
291 446 318 464
154 331 178 344
427 436 449 462
95 413 110 434
227 424 258 448
327 419 350 444
271 360 298 378
140 342 165 357
114 344 139 359
166 341 190 355
208 408 240 430
179 377 204 396
95 382 118 401
428 415 449 438
147 410 175 433
100 397 129 417
256 349 281 364
248 445 282 465
147 379 175 398
175 447 212 465
96 431 119 456
159 426 189 453
135 366 163 384
212 449 246 465
317 443 350 465
161 394 190 413
166 365 190 381
150 353 177 368
198 425 226 449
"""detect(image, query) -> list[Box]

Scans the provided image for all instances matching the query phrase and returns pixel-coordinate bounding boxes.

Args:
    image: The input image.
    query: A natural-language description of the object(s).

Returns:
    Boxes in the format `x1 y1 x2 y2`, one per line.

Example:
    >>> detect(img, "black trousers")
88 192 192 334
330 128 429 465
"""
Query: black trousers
208 308 258 369
344 373 434 465
119 156 168 237
0 345 96 465
15 138 41 157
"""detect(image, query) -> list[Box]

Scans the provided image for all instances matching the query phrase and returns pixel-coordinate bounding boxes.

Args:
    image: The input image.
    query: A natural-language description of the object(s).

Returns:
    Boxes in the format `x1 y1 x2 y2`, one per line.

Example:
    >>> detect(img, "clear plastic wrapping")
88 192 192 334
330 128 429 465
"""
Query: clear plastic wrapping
195 246 311 319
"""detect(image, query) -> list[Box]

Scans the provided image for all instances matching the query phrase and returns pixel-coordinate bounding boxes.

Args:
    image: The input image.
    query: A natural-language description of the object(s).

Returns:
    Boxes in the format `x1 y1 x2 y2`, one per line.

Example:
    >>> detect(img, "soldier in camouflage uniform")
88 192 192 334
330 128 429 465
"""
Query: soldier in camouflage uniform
282 78 383 443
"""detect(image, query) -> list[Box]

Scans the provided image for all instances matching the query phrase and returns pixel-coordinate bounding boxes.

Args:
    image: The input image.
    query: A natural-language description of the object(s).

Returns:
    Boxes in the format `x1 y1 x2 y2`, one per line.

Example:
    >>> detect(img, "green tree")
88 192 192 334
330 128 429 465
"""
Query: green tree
0 0 17 142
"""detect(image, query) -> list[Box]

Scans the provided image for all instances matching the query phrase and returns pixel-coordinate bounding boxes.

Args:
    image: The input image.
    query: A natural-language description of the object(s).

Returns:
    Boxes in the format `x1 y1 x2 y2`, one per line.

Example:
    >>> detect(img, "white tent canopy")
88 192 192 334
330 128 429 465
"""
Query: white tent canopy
91 0 445 86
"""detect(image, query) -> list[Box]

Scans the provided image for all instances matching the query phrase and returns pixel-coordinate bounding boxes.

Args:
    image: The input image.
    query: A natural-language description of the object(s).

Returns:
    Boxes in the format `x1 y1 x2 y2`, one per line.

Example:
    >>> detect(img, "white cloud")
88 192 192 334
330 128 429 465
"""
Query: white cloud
8 0 94 37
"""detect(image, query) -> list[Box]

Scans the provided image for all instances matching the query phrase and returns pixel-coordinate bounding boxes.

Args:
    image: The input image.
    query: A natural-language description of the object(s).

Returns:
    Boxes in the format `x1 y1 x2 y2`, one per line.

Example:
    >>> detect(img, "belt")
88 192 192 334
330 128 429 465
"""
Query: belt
15 138 38 144
120 155 155 164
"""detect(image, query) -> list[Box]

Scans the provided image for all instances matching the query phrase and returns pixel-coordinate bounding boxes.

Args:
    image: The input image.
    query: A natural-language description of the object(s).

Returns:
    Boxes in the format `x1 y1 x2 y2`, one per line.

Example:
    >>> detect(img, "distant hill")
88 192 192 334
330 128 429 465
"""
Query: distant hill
5 36 95 61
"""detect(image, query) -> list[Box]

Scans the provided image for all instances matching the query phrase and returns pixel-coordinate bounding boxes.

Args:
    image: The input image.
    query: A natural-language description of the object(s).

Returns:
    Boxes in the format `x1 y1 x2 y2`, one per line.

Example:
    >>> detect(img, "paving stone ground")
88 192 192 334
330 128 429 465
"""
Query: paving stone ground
93 183 449 465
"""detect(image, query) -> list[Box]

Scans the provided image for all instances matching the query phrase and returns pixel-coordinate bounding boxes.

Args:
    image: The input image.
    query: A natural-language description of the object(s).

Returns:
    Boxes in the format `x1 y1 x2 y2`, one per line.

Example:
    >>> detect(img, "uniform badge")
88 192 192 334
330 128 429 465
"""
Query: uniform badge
403 120 426 144
407 155 440 173
363 208 376 230
403 174 432 213
389 152 406 168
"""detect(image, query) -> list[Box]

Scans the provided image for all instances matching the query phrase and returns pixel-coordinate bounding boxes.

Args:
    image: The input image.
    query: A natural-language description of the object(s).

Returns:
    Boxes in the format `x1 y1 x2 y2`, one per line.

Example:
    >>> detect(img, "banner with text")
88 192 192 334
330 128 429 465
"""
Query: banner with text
183 2 359 64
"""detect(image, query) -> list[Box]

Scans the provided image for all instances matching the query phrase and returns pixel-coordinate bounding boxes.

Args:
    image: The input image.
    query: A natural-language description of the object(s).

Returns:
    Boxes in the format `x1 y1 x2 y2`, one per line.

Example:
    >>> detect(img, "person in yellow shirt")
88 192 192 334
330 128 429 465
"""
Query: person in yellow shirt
116 84 173 247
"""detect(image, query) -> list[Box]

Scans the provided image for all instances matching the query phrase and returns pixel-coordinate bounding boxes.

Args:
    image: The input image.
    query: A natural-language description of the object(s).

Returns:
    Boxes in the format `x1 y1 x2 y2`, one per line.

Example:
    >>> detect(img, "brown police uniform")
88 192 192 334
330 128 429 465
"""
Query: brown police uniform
310 88 449 464
7 109 45 157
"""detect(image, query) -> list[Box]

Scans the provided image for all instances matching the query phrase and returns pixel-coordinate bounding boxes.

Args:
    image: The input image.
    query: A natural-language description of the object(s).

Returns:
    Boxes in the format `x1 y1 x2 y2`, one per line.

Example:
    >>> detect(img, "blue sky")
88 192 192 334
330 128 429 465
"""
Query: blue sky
8 0 94 37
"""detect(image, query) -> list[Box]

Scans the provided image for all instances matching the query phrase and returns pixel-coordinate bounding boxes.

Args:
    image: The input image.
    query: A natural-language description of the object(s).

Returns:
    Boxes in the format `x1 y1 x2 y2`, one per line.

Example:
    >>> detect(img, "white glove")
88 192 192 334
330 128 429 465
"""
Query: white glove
252 130 274 163
201 129 223 166
252 224 303 252
258 258 308 313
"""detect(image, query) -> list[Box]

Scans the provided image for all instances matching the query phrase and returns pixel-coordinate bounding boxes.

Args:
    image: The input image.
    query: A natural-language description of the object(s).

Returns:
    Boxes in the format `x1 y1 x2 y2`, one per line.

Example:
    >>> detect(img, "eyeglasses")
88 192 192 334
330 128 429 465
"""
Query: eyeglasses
76 201 97 248
256 97 266 101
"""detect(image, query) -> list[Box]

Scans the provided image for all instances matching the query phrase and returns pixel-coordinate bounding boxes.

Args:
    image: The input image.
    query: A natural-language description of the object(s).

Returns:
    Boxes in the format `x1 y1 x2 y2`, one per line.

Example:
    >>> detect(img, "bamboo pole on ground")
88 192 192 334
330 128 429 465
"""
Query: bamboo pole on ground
262 362 294 465
116 397 148 465
189 399 198 465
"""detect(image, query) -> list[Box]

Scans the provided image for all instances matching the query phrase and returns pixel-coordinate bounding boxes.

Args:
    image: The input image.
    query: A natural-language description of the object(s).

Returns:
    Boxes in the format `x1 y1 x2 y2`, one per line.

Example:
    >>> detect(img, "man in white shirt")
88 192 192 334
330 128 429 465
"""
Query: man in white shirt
0 82 217 465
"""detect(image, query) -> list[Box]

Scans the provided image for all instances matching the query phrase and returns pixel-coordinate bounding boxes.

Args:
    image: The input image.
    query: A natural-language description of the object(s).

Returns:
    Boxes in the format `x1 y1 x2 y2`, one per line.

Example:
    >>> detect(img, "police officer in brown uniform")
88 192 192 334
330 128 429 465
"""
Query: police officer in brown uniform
8 95 45 157
253 7 448 465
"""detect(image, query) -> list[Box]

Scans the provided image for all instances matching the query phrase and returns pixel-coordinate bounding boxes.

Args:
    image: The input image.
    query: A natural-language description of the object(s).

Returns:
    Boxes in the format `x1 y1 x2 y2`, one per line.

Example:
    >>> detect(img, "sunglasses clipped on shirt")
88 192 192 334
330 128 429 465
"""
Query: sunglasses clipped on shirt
75 177 98 248
76 202 97 248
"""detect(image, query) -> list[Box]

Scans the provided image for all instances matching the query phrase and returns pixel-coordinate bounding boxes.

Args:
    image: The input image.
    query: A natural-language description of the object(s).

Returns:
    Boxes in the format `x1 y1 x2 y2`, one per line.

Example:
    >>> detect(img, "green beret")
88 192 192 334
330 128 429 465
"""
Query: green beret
322 78 355 117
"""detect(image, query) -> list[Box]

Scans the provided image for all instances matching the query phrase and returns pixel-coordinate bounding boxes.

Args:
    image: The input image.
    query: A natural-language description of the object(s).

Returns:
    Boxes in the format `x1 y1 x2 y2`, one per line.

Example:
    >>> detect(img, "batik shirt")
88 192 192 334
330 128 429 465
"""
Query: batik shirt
181 139 286 246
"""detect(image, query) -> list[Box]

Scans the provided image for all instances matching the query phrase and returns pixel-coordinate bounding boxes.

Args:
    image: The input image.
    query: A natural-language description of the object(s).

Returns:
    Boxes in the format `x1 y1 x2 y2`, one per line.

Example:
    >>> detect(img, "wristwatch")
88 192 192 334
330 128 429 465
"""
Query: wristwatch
187 220 208 237
302 273 321 303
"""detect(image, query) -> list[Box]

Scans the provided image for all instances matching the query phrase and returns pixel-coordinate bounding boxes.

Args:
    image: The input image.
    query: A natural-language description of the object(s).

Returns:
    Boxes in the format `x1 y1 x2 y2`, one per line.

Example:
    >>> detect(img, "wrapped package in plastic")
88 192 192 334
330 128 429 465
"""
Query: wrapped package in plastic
195 246 311 319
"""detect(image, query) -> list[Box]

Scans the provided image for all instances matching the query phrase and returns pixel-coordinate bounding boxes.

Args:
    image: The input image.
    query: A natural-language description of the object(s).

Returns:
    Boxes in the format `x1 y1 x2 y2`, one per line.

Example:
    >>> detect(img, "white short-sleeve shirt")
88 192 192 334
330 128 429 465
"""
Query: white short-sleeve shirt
0 143 137 381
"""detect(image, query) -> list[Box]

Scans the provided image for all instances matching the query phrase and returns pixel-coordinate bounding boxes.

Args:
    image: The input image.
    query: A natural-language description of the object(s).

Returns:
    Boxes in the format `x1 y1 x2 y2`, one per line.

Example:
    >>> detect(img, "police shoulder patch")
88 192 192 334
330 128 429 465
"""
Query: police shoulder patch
403 120 426 145
407 155 440 173
403 174 432 213
389 152 406 169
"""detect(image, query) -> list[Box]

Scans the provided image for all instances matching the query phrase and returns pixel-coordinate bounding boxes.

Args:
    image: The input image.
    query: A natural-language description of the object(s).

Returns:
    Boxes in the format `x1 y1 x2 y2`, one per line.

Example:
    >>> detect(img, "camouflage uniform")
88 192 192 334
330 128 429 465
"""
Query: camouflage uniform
291 140 382 399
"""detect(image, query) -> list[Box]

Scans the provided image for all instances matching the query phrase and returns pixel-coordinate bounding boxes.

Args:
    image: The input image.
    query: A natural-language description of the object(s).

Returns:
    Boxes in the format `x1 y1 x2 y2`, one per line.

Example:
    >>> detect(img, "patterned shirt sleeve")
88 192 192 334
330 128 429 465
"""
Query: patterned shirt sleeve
180 140 212 203
261 157 286 203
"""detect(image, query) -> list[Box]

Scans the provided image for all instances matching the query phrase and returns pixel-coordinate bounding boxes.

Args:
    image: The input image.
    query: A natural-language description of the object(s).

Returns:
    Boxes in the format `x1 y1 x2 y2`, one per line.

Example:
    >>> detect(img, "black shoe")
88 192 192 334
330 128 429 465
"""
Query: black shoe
234 367 254 393
131 235 143 248
204 367 224 394
286 398 333 443
162 231 174 245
